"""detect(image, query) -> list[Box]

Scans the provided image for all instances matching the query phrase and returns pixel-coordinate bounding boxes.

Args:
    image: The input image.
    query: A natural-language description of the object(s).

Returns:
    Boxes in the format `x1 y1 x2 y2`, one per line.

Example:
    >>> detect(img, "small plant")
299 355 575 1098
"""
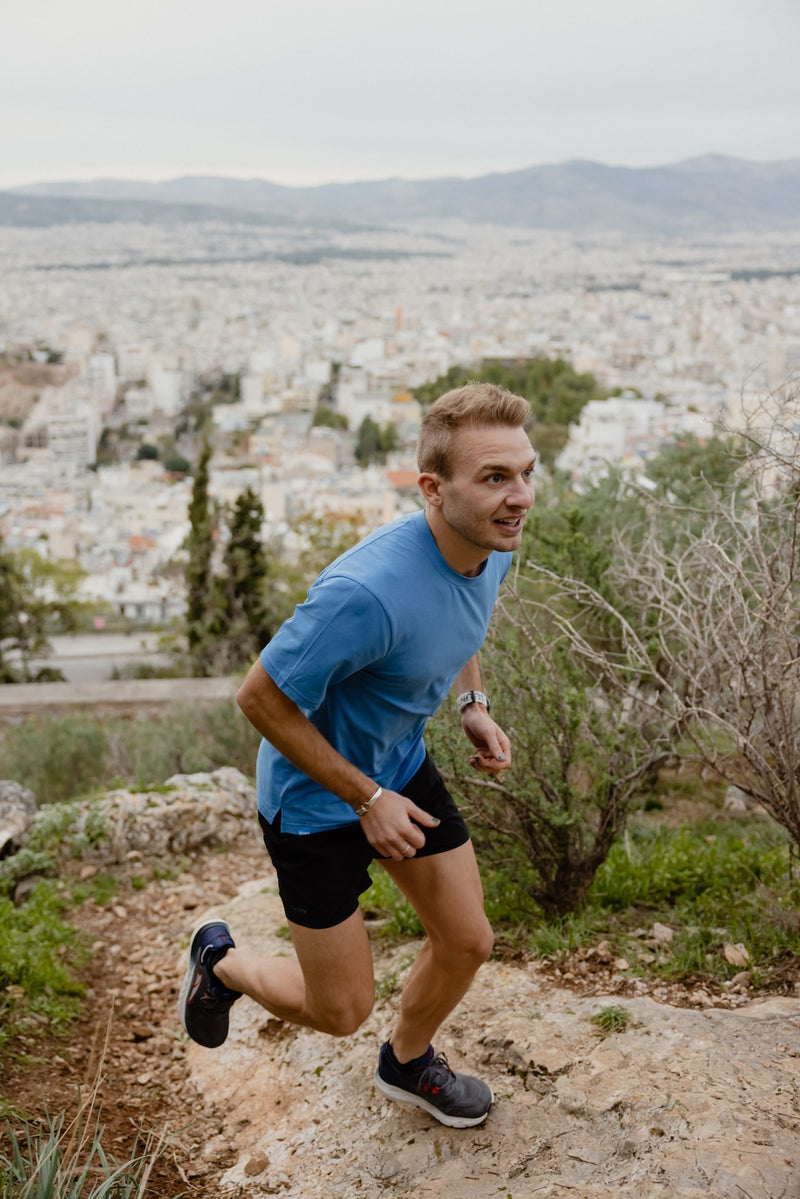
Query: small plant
0 1024 168 1197
375 971 399 999
0 881 87 1055
0 850 55 899
590 1005 631 1036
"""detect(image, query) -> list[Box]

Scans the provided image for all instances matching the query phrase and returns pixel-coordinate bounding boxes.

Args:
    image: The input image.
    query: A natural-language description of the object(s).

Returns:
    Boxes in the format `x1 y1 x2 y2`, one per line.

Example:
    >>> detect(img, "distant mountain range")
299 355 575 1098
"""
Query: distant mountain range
3 156 800 234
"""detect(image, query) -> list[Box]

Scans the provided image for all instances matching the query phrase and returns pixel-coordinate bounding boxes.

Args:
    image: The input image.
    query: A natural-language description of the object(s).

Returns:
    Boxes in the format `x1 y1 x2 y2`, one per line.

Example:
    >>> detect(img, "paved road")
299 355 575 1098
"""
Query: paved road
26 632 169 683
0 633 239 715
0 675 238 716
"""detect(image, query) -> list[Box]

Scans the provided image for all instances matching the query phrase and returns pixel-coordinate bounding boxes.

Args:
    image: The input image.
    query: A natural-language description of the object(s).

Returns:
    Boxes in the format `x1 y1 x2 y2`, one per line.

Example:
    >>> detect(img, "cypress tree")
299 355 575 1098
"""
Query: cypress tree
184 441 217 675
220 486 274 664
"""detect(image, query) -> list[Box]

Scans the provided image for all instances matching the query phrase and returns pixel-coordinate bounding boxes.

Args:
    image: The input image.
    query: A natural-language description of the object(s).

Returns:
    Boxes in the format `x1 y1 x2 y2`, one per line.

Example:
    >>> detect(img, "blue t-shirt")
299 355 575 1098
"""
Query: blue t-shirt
257 509 511 833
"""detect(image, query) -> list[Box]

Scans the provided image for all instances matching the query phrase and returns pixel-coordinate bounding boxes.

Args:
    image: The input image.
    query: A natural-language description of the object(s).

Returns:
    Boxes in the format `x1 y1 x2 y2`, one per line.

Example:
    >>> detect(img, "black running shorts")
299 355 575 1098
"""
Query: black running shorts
257 754 469 930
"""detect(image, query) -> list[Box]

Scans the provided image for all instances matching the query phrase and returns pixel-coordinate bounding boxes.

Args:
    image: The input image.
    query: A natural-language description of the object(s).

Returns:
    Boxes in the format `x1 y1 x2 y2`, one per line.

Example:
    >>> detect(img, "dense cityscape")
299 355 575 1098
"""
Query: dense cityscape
1 217 800 625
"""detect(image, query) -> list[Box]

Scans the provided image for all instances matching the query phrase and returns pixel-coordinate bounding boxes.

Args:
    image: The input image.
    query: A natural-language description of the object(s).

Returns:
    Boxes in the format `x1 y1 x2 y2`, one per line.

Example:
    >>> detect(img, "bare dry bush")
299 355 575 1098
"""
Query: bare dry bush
523 383 800 850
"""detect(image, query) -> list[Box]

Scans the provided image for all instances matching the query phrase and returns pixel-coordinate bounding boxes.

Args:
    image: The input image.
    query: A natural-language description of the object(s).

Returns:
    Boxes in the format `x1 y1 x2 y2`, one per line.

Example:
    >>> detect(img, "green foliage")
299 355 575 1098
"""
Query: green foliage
0 882 87 1055
355 416 398 466
643 431 745 508
162 454 191 474
592 821 788 911
0 538 93 682
430 592 673 916
590 1006 631 1035
210 486 275 669
184 440 217 674
135 443 159 461
184 450 275 674
474 807 800 988
0 1106 164 1198
312 405 348 430
521 469 624 592
0 850 55 898
0 703 261 803
0 716 107 805
413 357 607 465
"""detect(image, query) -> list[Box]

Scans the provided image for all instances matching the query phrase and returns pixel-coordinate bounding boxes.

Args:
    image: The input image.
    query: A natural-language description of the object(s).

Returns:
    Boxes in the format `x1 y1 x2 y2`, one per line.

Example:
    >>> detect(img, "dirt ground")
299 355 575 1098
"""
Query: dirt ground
1 829 795 1196
1 835 269 1195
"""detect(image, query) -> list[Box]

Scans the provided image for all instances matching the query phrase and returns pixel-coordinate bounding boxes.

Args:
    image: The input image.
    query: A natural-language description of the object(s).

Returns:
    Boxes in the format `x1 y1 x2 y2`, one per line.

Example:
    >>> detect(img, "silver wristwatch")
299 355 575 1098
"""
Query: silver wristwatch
456 690 491 714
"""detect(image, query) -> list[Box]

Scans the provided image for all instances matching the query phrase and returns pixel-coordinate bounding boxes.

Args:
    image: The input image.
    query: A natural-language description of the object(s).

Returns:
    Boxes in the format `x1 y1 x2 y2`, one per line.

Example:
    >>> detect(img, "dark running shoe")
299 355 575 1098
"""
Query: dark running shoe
375 1042 493 1128
179 919 242 1048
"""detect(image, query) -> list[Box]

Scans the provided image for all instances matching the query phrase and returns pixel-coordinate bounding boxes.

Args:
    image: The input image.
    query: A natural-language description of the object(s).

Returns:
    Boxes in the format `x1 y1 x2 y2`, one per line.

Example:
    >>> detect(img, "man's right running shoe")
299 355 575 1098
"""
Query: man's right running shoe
178 919 242 1048
375 1042 493 1128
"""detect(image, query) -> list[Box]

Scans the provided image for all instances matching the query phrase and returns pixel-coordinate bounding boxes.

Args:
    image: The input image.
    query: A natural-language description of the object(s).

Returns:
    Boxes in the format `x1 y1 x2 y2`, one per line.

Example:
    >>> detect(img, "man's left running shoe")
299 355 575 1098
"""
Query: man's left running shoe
178 919 242 1048
375 1042 493 1128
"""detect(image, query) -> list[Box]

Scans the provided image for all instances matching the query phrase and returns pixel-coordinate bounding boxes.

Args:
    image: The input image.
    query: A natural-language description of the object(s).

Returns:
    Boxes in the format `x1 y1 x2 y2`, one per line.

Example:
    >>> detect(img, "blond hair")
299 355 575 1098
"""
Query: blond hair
417 382 532 478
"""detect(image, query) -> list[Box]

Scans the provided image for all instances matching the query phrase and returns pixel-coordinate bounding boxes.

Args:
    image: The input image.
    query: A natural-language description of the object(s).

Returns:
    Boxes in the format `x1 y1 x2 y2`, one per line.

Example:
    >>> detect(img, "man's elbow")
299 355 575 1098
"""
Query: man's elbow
236 662 266 721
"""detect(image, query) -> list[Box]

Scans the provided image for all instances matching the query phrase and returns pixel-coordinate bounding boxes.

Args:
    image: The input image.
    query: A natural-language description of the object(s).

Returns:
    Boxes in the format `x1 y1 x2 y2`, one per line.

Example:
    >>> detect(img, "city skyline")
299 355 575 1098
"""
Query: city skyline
3 0 798 191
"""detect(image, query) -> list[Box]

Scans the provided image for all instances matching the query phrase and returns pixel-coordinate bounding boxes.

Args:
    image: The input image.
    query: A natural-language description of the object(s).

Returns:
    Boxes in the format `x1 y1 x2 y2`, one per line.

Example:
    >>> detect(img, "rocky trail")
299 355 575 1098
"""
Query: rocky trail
3 769 800 1198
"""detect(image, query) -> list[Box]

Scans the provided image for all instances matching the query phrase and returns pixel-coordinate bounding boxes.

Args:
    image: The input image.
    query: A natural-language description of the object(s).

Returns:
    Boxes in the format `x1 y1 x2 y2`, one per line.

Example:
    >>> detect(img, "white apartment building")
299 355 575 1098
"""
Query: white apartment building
556 394 714 486
18 380 98 468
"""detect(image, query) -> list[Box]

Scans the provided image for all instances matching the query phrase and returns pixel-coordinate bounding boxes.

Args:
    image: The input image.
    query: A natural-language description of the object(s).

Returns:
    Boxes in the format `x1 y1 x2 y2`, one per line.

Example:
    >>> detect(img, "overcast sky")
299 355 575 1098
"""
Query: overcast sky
2 0 798 189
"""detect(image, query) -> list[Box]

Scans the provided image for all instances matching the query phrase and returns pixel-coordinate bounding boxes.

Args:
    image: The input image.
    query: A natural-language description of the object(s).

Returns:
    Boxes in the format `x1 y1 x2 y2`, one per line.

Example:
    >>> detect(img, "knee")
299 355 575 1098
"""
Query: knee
472 919 495 964
315 994 374 1038
443 917 494 969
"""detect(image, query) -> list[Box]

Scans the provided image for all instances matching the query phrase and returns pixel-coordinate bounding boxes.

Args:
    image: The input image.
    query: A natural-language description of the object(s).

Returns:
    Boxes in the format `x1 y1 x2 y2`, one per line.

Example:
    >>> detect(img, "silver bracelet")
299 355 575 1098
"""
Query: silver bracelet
355 785 383 818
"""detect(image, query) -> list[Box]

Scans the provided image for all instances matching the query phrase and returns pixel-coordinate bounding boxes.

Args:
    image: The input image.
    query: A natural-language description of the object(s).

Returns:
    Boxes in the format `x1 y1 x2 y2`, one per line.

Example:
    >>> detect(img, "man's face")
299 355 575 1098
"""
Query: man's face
428 424 536 562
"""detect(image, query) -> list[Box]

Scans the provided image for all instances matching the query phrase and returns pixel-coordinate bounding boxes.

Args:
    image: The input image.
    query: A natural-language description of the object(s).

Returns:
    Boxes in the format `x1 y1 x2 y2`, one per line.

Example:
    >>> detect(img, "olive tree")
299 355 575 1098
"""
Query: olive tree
431 577 677 917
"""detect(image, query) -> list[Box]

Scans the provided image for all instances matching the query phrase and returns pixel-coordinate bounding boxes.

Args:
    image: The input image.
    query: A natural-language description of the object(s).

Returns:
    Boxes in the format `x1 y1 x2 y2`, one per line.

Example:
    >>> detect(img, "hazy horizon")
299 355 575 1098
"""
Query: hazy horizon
8 150 800 195
2 0 797 192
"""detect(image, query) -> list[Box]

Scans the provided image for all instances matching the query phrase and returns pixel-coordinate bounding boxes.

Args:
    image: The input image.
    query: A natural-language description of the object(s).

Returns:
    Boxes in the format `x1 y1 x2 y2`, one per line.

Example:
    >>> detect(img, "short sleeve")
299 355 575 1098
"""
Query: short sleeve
260 575 393 713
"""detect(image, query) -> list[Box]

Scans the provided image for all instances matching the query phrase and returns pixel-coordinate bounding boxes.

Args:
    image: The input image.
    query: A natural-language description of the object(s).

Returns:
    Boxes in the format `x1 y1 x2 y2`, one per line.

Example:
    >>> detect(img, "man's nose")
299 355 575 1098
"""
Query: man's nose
508 477 534 508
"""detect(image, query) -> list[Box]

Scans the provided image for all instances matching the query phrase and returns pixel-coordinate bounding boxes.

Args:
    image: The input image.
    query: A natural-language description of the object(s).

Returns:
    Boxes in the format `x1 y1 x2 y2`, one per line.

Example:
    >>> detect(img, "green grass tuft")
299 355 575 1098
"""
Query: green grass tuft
590 1005 631 1035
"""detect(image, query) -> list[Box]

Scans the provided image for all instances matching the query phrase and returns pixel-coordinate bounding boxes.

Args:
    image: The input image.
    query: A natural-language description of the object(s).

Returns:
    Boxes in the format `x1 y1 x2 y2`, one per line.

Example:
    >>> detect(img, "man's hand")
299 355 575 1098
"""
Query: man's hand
460 706 512 773
359 789 440 861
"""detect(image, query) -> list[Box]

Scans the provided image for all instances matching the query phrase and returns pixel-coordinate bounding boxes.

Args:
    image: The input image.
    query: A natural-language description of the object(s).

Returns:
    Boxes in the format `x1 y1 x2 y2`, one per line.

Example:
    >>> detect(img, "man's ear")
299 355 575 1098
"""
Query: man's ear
417 471 443 506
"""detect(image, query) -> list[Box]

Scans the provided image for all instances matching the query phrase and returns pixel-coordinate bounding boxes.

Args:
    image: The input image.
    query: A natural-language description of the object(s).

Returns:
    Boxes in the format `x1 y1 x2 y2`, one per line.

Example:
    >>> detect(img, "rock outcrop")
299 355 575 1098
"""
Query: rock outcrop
185 880 800 1199
0 779 37 856
26 766 256 863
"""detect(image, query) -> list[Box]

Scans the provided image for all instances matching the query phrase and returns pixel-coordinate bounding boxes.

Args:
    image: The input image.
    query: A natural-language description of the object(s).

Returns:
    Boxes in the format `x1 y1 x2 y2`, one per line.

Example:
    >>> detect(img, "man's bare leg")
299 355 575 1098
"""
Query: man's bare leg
380 839 493 1062
214 906 376 1037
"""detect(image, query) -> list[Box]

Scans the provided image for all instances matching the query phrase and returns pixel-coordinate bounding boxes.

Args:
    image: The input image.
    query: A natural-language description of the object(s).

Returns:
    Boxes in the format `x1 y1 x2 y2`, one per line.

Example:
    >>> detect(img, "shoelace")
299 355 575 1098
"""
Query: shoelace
198 947 239 1005
417 1053 456 1098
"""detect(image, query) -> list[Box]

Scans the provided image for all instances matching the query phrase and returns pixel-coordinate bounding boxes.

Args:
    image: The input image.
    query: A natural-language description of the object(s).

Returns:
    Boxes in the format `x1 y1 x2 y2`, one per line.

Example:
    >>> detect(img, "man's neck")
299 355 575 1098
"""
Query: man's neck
424 508 487 577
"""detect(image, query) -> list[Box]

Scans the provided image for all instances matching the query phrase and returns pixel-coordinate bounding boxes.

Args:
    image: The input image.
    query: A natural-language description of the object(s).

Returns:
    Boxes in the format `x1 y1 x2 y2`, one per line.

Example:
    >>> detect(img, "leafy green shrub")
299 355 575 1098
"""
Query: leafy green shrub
467 810 800 987
0 716 107 804
0 702 261 805
103 701 259 788
0 883 87 1054
592 821 790 911
0 850 55 899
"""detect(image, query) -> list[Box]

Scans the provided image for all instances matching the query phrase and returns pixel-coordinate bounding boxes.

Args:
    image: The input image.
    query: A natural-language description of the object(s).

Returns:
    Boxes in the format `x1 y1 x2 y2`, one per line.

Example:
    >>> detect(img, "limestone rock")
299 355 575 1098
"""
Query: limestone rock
28 766 256 864
183 887 800 1199
0 779 37 856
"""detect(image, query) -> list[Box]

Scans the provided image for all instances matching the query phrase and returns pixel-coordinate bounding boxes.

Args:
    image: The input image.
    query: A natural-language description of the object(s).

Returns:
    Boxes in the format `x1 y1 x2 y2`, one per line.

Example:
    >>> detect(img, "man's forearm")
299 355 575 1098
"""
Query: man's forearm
236 660 376 808
452 654 484 698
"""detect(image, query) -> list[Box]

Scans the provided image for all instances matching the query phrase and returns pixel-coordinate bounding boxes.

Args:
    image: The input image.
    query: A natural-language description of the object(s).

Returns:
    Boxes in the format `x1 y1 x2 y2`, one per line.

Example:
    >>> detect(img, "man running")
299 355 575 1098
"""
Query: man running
179 381 535 1128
